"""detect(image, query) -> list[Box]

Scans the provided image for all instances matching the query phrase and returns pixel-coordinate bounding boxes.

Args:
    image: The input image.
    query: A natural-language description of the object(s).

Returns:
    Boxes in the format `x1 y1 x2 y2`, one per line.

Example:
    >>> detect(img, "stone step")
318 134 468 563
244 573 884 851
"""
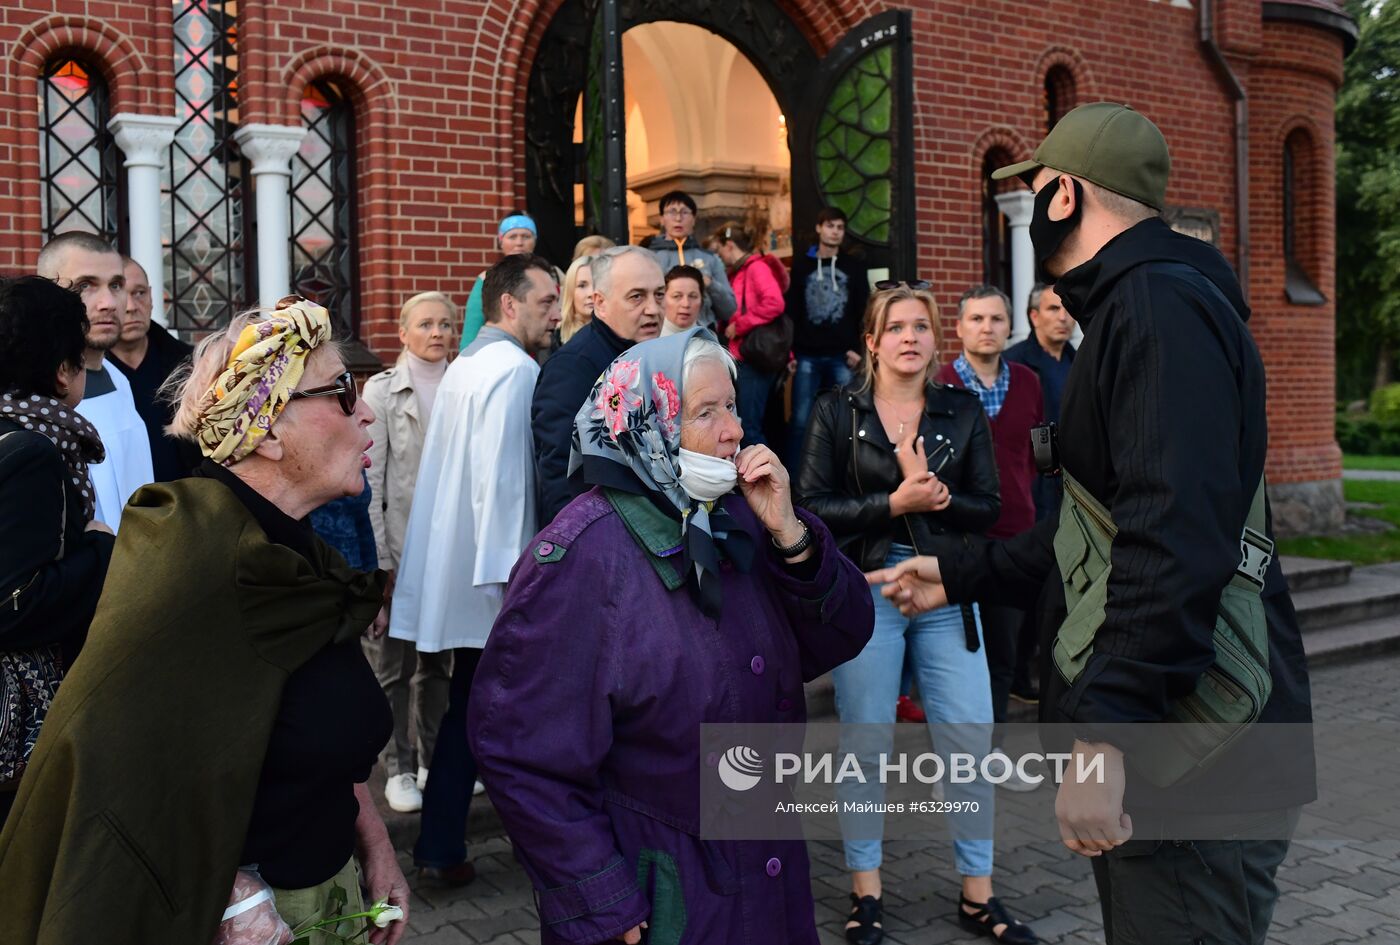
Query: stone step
1302 612 1400 668
1280 555 1353 593
1292 562 1400 632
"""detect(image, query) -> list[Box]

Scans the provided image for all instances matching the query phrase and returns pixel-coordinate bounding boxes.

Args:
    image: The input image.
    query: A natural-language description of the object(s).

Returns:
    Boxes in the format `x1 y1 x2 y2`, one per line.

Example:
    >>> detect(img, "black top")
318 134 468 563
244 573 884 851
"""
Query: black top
108 324 200 482
196 462 393 888
940 219 1314 809
786 248 870 358
0 419 115 664
532 316 633 526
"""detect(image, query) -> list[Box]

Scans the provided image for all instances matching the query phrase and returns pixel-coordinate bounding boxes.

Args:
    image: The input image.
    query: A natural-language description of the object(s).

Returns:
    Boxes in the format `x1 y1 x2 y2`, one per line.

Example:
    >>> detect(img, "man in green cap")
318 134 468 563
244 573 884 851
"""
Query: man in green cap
866 102 1314 944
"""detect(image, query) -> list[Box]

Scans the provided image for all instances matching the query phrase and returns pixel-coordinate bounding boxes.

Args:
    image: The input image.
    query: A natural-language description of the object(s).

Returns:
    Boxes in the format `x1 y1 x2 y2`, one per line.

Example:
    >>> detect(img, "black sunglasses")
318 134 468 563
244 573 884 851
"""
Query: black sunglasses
289 369 357 416
875 279 932 291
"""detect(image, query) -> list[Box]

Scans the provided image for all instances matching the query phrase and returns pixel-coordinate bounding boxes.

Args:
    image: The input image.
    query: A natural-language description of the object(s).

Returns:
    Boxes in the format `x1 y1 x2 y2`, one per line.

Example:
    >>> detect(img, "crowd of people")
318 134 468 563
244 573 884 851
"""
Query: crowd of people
0 102 1313 945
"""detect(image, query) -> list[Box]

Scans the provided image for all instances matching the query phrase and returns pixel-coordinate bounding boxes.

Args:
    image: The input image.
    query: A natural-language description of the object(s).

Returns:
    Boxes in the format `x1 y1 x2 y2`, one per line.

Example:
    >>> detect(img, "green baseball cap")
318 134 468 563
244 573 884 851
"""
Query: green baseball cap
991 102 1171 211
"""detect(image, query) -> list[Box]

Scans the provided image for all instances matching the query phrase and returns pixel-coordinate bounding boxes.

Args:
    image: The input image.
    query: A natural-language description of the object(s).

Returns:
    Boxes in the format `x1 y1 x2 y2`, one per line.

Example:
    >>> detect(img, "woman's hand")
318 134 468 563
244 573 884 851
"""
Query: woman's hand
365 605 389 640
865 555 948 615
616 922 649 942
736 445 808 556
725 322 738 340
894 428 928 480
354 784 410 945
888 472 950 517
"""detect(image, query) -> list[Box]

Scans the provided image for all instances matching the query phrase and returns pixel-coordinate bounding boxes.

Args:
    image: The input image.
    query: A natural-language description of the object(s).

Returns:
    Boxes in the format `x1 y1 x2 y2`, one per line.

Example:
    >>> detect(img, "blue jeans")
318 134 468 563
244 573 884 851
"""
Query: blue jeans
787 354 853 468
831 545 995 876
736 360 777 447
413 647 482 867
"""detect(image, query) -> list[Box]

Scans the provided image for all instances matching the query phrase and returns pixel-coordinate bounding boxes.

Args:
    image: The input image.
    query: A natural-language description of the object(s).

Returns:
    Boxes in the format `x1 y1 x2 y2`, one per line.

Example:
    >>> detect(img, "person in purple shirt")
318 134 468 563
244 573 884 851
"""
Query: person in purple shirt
468 327 874 944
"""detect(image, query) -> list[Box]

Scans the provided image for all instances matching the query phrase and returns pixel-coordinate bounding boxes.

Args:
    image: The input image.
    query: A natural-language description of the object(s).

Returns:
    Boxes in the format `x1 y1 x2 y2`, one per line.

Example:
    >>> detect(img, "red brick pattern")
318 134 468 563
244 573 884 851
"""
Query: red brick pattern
0 0 1346 486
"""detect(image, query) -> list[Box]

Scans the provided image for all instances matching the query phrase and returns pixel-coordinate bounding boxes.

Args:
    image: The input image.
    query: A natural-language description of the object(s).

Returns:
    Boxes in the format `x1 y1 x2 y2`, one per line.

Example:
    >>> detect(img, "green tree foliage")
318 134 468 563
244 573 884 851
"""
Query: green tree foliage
1338 0 1400 398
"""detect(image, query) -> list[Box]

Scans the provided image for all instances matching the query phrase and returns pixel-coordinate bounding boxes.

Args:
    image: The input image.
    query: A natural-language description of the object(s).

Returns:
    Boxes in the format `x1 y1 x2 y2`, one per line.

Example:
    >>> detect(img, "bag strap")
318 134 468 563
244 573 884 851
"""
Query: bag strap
1064 468 1272 593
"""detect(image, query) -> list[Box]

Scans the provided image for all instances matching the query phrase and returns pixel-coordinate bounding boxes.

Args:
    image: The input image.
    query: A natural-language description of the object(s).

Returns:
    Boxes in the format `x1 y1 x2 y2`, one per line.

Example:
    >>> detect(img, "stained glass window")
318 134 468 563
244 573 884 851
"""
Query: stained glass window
814 44 893 243
39 59 121 243
982 151 1013 295
291 79 358 337
165 0 248 334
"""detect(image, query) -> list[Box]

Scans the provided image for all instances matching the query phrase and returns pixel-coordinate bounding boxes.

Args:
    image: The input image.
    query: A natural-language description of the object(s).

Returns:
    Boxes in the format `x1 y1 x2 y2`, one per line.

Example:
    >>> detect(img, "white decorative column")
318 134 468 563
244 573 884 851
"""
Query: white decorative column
994 189 1036 344
108 113 180 327
233 123 307 307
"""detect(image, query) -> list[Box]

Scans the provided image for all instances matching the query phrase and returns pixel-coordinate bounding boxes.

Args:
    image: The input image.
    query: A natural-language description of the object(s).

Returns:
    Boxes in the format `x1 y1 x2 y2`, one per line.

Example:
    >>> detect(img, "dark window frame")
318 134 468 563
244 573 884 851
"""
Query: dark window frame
1282 132 1325 306
981 151 1013 297
38 56 125 248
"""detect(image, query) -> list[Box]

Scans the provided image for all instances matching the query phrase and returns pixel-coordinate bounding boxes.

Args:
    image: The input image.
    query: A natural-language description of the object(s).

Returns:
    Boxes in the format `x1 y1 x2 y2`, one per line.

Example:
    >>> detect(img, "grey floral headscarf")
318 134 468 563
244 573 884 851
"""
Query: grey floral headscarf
569 326 750 615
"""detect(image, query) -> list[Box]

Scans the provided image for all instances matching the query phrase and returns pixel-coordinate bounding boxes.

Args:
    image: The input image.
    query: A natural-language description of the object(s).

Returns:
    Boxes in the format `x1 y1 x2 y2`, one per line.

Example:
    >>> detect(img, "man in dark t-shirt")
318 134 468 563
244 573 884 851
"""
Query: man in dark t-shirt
108 257 199 481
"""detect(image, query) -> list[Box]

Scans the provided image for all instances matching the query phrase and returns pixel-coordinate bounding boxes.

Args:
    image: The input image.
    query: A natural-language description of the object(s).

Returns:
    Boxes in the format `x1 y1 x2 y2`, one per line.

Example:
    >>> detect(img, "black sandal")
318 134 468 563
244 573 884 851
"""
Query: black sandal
958 895 1038 944
845 893 884 945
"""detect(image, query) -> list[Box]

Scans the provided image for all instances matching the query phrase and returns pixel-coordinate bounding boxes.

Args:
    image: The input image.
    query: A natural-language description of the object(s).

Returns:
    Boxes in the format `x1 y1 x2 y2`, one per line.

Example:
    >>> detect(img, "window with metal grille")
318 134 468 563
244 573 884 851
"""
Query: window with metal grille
165 0 250 336
291 79 359 339
39 58 122 245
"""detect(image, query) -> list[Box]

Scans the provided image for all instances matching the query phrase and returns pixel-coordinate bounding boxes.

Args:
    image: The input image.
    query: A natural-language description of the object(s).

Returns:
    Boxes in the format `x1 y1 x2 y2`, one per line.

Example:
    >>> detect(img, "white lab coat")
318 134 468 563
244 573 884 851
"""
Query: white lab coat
389 329 539 652
75 362 154 532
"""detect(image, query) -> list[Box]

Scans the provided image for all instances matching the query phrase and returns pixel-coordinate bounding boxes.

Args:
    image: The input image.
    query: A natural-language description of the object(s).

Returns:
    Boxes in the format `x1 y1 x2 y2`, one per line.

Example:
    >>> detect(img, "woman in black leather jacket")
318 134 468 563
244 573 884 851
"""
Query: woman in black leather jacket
796 284 1037 945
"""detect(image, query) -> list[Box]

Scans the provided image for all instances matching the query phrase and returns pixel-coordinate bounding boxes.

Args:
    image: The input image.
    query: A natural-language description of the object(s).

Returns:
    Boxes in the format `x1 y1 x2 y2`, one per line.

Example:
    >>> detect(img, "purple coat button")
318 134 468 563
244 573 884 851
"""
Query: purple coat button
777 698 792 711
750 656 765 675
766 857 781 877
537 541 555 556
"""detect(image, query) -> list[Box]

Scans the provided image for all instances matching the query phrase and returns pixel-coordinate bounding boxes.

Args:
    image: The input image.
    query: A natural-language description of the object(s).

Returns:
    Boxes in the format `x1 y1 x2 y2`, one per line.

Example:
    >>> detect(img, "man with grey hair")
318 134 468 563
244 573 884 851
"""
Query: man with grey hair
532 244 664 524
1006 282 1076 522
36 233 153 530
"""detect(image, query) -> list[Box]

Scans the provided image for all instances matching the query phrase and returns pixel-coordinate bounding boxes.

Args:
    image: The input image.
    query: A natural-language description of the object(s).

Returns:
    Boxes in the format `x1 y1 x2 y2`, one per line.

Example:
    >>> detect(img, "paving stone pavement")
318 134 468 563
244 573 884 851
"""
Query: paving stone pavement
376 652 1400 944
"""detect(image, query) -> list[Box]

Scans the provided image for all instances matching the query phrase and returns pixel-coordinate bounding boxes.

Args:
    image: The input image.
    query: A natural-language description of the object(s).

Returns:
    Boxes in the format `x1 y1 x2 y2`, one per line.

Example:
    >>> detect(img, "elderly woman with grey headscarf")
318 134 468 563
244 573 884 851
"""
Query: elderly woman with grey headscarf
468 326 875 945
0 298 408 945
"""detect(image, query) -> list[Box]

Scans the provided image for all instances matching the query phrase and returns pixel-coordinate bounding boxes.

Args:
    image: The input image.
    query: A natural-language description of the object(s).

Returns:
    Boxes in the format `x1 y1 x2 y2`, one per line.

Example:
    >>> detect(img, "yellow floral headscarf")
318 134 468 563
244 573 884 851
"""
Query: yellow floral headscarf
195 297 334 465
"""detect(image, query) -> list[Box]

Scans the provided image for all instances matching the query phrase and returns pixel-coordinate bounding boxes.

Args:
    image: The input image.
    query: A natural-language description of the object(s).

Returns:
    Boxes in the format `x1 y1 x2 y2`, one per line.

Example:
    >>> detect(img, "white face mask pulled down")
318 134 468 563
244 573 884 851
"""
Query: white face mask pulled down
678 448 738 502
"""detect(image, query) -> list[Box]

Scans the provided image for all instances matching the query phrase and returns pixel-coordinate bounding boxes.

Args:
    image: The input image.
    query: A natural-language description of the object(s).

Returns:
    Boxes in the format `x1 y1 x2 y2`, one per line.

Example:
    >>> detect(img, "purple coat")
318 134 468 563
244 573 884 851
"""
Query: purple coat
468 487 874 944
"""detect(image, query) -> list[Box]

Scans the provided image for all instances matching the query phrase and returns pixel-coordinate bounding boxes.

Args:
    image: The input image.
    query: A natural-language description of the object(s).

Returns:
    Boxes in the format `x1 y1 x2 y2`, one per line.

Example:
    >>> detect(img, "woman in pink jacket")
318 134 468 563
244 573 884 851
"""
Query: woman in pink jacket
715 221 785 446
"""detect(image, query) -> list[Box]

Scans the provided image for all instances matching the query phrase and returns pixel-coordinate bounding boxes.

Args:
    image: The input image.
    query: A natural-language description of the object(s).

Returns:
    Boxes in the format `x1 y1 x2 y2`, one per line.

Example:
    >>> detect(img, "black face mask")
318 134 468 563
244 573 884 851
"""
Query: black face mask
1029 176 1084 284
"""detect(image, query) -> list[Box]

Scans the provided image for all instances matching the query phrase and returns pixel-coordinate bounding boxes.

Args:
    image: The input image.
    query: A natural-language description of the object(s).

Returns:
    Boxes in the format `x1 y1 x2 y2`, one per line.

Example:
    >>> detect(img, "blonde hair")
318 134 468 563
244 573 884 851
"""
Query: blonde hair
573 234 615 260
396 291 458 363
559 255 595 344
856 286 941 393
162 309 344 443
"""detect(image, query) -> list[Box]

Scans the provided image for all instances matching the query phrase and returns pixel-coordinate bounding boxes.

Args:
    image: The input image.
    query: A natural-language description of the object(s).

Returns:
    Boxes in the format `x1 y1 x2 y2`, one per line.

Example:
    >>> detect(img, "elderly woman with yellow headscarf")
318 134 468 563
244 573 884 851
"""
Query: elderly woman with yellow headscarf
0 298 409 945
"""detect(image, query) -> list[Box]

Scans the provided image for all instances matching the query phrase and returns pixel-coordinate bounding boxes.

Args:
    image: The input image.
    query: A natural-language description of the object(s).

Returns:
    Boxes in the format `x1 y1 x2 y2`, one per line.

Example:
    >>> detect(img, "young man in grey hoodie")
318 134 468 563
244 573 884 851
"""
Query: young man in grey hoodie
646 190 735 329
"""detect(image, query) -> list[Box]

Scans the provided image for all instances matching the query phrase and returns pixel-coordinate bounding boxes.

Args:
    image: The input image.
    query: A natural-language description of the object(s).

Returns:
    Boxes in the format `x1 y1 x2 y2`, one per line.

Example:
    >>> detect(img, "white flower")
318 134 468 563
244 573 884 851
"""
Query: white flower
370 902 404 928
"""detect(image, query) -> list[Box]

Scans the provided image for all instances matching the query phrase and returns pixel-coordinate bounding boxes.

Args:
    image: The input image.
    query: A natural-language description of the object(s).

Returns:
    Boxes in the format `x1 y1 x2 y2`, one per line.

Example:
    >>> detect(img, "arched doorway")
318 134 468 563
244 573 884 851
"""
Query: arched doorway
525 1 914 279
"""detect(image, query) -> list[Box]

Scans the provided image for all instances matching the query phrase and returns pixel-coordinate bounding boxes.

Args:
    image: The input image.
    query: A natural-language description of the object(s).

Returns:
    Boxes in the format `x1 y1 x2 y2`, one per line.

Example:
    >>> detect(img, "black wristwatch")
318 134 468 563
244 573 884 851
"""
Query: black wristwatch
771 521 814 558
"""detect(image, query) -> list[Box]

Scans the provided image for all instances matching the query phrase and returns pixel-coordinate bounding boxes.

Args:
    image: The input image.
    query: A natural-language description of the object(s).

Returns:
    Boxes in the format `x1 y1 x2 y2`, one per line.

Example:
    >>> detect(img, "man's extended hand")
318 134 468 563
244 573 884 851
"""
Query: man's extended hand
1055 740 1132 857
865 555 948 615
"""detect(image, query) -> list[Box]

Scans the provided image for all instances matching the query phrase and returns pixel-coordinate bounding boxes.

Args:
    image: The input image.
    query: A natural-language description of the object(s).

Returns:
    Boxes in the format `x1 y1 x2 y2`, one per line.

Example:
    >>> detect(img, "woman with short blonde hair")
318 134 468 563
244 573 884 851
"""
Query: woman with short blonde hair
362 290 458 814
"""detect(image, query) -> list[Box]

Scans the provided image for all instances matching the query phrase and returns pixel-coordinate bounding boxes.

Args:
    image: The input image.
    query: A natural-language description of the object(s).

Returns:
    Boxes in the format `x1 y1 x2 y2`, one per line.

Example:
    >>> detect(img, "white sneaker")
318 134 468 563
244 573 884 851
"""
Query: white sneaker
473 780 486 796
417 766 428 791
995 751 1042 793
385 772 423 812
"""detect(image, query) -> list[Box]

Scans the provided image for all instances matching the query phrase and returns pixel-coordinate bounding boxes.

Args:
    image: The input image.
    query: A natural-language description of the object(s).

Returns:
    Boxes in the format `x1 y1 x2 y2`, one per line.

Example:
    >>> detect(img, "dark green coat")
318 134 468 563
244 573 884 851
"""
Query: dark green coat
0 477 384 944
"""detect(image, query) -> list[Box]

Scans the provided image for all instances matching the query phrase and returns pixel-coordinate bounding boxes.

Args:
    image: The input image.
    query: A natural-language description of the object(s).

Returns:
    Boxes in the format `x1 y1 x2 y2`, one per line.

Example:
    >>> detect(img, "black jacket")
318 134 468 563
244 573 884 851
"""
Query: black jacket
940 218 1313 807
786 249 869 358
0 421 115 663
532 317 633 527
795 381 1000 572
109 322 199 481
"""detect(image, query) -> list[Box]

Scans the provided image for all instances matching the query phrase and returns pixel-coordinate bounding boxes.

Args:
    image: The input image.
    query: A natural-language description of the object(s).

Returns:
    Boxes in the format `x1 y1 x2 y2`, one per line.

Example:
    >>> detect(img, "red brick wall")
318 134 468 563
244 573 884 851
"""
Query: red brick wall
0 0 1346 489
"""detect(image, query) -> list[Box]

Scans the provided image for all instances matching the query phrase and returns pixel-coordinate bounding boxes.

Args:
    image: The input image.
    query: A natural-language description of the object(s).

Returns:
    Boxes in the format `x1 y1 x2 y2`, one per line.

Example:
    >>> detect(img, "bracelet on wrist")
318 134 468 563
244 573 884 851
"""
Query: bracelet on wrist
771 521 813 559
